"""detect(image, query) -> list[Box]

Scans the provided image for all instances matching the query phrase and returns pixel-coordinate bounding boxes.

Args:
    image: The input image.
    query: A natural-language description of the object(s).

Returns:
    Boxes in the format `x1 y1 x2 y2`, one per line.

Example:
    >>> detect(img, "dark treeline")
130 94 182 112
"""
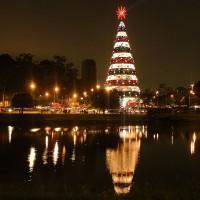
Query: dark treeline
0 53 79 98
141 83 200 106
1 53 200 107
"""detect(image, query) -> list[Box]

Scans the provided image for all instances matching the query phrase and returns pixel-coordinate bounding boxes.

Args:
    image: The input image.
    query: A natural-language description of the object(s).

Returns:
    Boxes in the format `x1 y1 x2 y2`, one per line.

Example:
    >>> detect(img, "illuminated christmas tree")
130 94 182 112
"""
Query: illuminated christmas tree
106 6 141 108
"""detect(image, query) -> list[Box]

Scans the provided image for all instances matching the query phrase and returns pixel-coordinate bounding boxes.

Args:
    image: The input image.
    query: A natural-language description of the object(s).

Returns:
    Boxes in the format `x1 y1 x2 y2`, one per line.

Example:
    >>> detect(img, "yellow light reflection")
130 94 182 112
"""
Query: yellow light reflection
73 134 77 146
28 147 36 173
43 136 49 165
106 126 143 195
190 132 197 155
62 146 66 166
8 126 14 143
30 128 40 133
54 127 62 132
45 127 51 135
53 141 59 166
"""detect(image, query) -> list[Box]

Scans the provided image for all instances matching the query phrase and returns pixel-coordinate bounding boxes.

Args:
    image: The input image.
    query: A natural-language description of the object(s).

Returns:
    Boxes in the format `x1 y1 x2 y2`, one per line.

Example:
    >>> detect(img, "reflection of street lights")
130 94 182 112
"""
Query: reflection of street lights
54 86 59 103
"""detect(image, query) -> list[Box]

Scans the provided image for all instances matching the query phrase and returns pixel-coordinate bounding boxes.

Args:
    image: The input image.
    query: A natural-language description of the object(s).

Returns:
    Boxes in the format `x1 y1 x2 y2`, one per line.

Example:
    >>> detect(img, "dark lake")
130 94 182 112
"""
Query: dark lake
0 123 200 200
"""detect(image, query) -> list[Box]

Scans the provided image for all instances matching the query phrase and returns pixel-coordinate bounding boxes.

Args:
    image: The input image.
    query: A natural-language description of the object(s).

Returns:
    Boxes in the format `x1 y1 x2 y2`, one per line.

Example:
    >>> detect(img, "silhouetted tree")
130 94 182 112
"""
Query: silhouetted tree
0 54 16 93
15 53 35 92
11 93 34 114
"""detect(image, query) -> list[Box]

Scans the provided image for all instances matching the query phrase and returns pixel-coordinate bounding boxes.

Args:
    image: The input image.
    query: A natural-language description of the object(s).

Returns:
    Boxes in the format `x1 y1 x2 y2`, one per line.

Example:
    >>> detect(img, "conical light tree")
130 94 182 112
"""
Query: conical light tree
106 6 141 108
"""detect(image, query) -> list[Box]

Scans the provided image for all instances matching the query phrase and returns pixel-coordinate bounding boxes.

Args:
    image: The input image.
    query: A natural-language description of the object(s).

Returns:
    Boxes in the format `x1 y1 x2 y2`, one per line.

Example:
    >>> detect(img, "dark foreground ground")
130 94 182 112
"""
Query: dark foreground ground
0 184 199 200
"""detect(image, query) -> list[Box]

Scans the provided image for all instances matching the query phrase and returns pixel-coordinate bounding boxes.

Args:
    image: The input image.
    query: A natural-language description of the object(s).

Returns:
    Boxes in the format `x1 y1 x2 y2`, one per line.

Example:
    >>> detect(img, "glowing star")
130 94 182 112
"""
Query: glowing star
117 6 127 21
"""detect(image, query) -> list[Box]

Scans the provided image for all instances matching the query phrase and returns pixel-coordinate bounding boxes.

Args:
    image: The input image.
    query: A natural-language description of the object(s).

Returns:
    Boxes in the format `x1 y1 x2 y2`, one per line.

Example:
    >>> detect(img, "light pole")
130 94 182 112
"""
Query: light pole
30 82 36 99
189 84 195 108
54 86 59 103
45 92 50 98
83 91 88 106
96 84 101 90
155 90 159 107
105 87 111 112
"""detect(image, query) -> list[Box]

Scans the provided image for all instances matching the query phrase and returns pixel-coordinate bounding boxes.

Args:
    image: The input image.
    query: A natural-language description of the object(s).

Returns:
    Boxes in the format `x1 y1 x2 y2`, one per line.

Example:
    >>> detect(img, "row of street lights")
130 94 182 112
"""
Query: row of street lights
29 82 107 103
29 82 60 102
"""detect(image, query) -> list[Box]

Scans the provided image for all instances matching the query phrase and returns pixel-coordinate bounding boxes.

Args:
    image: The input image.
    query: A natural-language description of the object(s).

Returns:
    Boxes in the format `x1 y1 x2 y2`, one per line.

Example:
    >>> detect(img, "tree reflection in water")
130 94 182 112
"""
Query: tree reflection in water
106 126 146 195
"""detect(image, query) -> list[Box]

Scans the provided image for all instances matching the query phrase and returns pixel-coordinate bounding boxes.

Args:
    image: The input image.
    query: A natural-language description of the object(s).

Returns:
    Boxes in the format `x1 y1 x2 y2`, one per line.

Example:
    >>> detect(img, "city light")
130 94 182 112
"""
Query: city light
54 86 59 93
156 90 159 96
96 84 101 90
30 82 36 90
73 93 78 98
83 91 88 97
190 90 195 95
105 86 111 92
45 92 50 97
91 88 94 92
54 86 60 103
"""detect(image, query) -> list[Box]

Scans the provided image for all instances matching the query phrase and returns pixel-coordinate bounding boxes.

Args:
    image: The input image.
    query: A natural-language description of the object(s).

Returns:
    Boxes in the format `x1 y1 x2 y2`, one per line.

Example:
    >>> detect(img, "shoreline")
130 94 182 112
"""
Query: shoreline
0 112 200 126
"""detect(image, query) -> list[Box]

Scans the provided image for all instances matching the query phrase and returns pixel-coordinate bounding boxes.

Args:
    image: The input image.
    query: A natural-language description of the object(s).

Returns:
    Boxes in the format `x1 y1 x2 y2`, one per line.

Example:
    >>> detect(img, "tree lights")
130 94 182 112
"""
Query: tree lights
105 6 141 108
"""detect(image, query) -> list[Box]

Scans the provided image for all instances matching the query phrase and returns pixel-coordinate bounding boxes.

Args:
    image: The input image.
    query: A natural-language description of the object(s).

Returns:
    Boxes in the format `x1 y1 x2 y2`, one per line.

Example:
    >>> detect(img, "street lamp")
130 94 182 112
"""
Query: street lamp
91 88 94 92
96 84 101 90
30 82 36 91
105 86 111 93
29 82 36 99
83 91 88 97
45 92 50 97
73 93 78 99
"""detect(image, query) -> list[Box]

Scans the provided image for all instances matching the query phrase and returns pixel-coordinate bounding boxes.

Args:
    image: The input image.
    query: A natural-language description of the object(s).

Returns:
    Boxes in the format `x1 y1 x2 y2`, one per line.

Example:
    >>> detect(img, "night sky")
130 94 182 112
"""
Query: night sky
0 0 200 89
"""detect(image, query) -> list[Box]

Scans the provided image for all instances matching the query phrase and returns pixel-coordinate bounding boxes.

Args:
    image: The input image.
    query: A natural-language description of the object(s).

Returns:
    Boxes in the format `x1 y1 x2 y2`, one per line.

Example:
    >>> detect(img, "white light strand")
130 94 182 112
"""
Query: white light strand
114 42 130 48
117 31 127 37
106 75 138 81
109 63 135 69
119 21 125 28
112 52 132 59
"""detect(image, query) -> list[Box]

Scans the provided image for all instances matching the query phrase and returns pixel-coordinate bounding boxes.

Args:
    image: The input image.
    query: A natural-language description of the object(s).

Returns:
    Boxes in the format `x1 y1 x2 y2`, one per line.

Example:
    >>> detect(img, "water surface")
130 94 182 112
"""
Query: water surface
0 124 200 199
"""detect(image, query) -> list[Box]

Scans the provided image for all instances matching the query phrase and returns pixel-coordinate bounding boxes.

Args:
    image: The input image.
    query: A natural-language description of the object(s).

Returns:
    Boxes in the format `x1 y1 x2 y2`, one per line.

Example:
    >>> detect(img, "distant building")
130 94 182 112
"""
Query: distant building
81 59 97 91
